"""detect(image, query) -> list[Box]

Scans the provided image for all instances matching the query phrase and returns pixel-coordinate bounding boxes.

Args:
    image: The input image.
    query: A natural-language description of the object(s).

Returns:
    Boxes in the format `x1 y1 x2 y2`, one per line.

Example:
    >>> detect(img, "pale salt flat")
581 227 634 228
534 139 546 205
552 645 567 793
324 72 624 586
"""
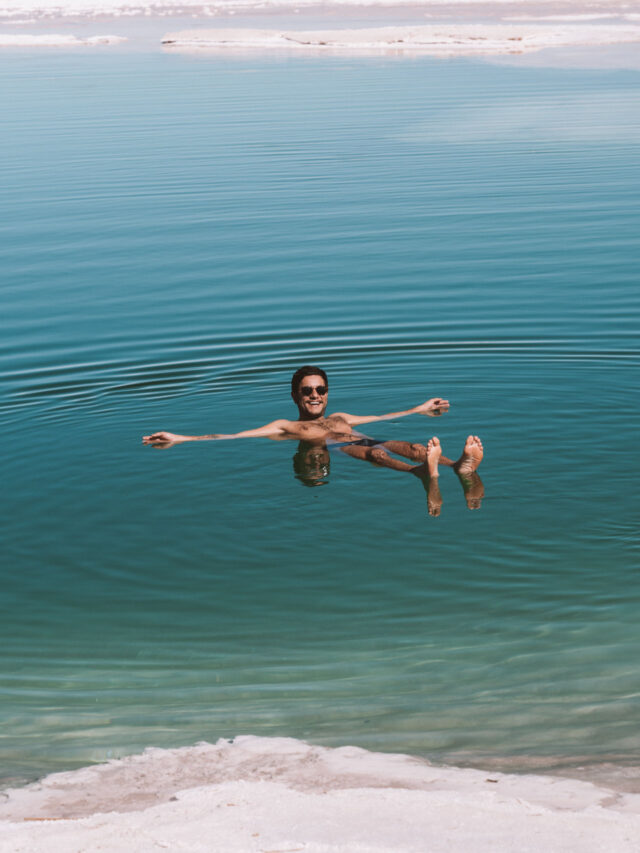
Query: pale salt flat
1 736 640 853
504 12 630 19
160 22 640 53
0 31 125 42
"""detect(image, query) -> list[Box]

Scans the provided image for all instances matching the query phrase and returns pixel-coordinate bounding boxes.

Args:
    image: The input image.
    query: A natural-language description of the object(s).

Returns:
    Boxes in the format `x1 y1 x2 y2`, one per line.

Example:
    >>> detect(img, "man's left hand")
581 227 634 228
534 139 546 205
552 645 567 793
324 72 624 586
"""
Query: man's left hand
416 398 450 417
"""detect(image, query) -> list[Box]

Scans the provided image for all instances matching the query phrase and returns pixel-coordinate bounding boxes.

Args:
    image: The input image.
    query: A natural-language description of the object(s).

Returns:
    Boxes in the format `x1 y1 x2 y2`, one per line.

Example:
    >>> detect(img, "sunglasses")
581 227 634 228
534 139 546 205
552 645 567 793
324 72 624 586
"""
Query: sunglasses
301 385 327 396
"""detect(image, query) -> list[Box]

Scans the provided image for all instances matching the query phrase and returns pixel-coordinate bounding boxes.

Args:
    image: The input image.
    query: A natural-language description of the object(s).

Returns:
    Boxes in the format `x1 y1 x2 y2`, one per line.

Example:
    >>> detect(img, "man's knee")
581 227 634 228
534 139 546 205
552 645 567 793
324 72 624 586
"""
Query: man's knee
410 442 427 460
368 446 388 464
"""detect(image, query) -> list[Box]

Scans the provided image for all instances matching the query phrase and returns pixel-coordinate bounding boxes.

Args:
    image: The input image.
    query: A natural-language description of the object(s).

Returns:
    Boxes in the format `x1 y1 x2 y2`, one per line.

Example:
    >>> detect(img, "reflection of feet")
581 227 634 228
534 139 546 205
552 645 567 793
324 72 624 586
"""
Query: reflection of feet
459 472 484 510
426 477 443 517
417 473 443 516
453 435 483 476
427 436 441 478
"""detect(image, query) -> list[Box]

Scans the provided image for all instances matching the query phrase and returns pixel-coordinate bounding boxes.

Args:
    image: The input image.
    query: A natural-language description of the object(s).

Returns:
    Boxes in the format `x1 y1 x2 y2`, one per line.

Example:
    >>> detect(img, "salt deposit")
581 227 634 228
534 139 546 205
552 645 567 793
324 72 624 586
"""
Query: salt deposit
160 22 640 53
1 737 640 852
0 31 126 43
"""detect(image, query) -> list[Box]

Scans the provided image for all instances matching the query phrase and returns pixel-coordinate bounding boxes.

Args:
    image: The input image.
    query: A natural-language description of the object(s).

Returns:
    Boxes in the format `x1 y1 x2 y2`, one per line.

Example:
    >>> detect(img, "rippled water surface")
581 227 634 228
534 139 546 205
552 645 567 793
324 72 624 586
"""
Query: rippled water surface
2 50 639 786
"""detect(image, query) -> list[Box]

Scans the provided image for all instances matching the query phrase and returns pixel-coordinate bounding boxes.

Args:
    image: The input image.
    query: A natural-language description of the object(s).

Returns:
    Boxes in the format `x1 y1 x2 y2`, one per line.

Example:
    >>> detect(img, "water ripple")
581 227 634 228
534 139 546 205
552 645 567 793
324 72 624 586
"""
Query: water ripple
2 331 638 423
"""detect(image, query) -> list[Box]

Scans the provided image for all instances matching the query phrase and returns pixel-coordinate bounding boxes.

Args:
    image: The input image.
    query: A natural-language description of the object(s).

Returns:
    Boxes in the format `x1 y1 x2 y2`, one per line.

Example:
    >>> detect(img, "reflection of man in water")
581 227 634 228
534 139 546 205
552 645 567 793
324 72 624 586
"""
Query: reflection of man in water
293 441 331 487
144 365 483 513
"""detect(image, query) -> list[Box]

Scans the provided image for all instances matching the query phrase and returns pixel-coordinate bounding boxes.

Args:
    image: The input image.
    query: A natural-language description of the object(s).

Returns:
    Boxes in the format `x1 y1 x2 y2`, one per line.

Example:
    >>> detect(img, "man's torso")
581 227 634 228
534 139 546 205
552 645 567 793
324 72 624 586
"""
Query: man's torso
281 413 359 443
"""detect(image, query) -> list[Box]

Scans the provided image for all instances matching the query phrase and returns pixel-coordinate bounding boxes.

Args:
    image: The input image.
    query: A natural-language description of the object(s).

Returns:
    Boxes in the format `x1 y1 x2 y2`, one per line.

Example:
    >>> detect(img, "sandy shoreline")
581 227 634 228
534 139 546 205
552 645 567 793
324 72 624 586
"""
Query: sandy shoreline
2 736 640 852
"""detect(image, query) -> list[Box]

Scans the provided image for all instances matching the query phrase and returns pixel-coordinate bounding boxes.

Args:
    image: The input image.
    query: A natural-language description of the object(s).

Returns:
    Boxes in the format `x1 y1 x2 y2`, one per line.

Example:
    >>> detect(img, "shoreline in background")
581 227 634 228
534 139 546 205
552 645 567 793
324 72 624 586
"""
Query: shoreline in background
1 736 640 852
2 0 640 64
158 22 640 55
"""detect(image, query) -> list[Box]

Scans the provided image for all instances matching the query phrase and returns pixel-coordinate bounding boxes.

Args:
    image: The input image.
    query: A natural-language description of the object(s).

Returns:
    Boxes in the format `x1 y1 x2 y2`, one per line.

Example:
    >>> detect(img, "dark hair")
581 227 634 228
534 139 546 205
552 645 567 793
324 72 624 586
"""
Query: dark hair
291 365 328 397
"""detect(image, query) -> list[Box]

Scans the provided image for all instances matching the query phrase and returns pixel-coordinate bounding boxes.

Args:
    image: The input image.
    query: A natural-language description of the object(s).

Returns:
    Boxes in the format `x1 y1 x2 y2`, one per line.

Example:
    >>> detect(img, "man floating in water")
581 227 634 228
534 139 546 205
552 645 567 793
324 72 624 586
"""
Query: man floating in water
143 365 483 513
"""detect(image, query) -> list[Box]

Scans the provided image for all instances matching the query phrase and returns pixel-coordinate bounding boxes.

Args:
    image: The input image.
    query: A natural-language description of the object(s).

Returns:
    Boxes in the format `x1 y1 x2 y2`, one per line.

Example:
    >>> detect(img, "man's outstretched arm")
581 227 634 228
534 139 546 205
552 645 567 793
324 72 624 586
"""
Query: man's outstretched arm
143 419 291 445
333 397 449 427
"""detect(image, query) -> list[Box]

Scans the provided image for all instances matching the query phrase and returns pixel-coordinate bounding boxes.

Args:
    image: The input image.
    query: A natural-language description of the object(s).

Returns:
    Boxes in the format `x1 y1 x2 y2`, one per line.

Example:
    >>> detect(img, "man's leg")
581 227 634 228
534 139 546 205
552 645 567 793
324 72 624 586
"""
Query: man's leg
338 442 415 473
379 440 454 467
339 439 444 517
340 437 442 479
338 435 484 514
381 435 483 474
383 434 485 512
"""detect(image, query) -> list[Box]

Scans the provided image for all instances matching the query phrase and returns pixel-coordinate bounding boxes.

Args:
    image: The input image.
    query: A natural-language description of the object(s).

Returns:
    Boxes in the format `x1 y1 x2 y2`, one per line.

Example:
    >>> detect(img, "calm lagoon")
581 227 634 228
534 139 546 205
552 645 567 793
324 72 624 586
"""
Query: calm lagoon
2 48 639 787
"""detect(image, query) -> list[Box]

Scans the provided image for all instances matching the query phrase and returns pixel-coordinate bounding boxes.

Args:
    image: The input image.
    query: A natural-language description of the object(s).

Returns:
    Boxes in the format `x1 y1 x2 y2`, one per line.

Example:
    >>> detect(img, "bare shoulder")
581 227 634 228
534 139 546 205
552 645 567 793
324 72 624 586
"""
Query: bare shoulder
274 418 312 436
263 418 297 440
265 418 298 434
232 418 293 439
327 412 356 426
326 411 376 427
274 418 298 430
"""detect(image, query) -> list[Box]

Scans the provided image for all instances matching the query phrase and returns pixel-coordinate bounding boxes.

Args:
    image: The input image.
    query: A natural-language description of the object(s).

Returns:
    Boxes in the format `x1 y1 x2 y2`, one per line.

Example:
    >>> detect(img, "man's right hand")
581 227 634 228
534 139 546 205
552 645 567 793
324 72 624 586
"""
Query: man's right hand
142 431 188 447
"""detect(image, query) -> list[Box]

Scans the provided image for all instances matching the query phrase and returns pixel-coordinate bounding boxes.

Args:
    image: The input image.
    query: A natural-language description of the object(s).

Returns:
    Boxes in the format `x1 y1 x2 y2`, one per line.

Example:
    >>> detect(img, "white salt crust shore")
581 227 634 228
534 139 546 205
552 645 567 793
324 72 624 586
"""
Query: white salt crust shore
3 21 640 50
2 0 639 56
0 31 125 41
160 22 640 53
1 737 640 852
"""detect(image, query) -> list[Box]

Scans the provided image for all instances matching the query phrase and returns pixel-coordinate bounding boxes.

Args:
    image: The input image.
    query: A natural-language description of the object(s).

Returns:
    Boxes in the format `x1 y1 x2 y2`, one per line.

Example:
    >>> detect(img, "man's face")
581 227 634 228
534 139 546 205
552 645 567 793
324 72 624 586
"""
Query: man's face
293 374 328 419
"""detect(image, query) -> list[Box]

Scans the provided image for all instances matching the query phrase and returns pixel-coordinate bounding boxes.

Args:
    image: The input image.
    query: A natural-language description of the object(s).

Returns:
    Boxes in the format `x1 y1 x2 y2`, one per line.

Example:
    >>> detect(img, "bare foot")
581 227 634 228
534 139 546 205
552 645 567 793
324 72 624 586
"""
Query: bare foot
453 435 483 477
411 436 442 480
426 436 441 478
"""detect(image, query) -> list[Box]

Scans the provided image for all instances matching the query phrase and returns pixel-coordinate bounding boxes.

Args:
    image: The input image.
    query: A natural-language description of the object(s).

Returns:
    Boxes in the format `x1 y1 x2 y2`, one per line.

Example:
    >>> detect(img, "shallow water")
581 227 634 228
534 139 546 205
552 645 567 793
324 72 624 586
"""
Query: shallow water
1 49 639 787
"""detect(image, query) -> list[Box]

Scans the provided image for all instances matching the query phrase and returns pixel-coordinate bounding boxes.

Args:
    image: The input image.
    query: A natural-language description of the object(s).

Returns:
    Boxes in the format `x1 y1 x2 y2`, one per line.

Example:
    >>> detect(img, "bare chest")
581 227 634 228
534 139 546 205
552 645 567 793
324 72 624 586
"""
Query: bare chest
292 415 353 440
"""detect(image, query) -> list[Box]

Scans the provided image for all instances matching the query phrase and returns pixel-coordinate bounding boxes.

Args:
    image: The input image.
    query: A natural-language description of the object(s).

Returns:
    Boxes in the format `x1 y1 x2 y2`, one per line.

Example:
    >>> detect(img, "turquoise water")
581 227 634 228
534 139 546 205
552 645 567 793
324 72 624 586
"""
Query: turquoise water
2 49 639 787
